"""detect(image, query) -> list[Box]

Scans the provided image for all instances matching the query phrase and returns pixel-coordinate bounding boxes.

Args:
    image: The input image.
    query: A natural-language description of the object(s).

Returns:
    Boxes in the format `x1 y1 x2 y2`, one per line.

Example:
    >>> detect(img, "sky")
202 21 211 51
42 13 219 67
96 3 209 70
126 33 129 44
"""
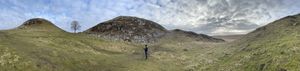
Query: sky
0 0 300 35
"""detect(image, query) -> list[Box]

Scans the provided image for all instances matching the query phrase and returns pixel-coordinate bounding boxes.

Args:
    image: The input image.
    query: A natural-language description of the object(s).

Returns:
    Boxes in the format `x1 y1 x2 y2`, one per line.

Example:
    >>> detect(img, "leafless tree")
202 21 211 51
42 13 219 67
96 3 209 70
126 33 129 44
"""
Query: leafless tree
71 21 81 33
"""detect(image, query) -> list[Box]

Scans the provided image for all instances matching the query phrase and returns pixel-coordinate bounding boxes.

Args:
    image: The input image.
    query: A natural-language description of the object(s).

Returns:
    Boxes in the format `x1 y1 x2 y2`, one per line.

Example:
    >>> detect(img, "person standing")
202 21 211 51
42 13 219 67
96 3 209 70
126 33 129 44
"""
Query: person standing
144 45 149 60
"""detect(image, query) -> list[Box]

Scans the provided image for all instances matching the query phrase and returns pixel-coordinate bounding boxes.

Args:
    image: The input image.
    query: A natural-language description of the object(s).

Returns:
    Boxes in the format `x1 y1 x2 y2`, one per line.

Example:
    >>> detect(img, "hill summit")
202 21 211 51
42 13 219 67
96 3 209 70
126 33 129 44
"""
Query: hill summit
18 18 64 31
85 16 168 43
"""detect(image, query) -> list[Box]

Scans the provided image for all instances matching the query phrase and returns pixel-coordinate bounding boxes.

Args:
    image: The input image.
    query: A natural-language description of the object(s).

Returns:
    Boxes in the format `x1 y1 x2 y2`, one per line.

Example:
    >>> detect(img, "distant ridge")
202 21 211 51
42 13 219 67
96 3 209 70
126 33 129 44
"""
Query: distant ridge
170 29 225 42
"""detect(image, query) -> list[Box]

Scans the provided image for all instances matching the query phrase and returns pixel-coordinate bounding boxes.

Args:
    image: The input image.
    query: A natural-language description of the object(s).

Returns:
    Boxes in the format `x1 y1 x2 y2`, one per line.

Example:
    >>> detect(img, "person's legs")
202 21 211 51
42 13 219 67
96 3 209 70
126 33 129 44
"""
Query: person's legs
145 52 148 60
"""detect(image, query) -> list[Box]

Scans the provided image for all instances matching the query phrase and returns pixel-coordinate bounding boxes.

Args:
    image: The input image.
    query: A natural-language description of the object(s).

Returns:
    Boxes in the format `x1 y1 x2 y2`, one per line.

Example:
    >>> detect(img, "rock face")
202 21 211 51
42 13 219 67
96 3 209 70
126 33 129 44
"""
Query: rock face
170 29 225 42
85 16 168 43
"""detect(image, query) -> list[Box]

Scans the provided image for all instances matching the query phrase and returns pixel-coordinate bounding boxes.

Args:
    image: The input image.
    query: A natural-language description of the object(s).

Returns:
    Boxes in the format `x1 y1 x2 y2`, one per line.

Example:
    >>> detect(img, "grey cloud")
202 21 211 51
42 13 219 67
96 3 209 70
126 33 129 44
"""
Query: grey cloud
190 18 259 34
149 0 294 35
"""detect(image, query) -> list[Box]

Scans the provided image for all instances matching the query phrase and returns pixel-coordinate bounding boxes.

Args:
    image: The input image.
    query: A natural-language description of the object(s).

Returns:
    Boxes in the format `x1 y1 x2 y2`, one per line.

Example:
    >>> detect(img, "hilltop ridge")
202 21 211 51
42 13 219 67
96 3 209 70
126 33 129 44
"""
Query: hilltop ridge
17 18 65 32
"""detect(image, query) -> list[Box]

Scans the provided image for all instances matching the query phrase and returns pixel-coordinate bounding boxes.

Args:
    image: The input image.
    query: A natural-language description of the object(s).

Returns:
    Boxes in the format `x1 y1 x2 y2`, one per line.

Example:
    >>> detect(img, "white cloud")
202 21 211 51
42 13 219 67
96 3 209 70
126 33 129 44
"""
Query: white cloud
0 0 300 35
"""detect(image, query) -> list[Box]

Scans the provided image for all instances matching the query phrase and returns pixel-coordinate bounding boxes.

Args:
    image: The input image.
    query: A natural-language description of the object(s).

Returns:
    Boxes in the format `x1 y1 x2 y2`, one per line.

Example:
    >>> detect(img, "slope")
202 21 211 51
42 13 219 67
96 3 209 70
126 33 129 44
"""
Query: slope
204 14 300 71
169 29 225 42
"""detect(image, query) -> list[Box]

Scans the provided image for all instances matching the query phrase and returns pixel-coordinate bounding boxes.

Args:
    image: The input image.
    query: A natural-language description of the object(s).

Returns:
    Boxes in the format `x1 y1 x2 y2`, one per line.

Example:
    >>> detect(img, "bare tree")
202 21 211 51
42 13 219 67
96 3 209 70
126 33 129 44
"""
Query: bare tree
71 21 81 33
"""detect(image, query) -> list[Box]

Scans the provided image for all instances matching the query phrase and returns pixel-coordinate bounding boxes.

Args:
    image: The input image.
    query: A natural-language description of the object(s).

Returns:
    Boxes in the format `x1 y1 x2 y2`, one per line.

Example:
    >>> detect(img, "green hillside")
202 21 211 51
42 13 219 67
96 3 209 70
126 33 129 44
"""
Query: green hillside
0 18 230 71
2 13 300 71
204 14 300 71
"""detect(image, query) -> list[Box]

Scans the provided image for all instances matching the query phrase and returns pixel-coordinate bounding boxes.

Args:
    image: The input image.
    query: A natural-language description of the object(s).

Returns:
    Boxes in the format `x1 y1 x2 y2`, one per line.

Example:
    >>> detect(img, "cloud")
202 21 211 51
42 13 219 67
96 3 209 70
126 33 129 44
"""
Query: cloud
0 0 300 35
142 0 300 35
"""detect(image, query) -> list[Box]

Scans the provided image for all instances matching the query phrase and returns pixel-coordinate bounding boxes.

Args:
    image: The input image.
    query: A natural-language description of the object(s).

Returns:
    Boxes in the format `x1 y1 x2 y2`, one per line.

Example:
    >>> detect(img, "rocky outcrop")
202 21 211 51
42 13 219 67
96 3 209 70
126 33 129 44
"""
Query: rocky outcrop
85 16 168 43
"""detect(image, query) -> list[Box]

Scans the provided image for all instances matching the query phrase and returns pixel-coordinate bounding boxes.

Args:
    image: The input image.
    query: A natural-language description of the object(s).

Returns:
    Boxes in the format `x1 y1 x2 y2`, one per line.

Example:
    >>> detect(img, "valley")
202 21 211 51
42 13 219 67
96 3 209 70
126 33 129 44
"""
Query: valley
0 13 300 71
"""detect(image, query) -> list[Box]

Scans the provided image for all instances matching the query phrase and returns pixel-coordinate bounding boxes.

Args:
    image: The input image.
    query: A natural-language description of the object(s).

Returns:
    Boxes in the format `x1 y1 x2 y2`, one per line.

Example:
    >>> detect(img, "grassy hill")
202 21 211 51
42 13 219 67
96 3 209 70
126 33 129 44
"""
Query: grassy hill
18 18 65 32
0 18 230 71
204 14 300 71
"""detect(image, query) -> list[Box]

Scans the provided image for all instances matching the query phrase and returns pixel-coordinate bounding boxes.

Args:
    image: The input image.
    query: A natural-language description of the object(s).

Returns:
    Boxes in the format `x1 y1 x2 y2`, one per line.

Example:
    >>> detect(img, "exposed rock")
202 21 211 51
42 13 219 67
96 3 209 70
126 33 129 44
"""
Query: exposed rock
20 18 54 27
85 16 168 43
